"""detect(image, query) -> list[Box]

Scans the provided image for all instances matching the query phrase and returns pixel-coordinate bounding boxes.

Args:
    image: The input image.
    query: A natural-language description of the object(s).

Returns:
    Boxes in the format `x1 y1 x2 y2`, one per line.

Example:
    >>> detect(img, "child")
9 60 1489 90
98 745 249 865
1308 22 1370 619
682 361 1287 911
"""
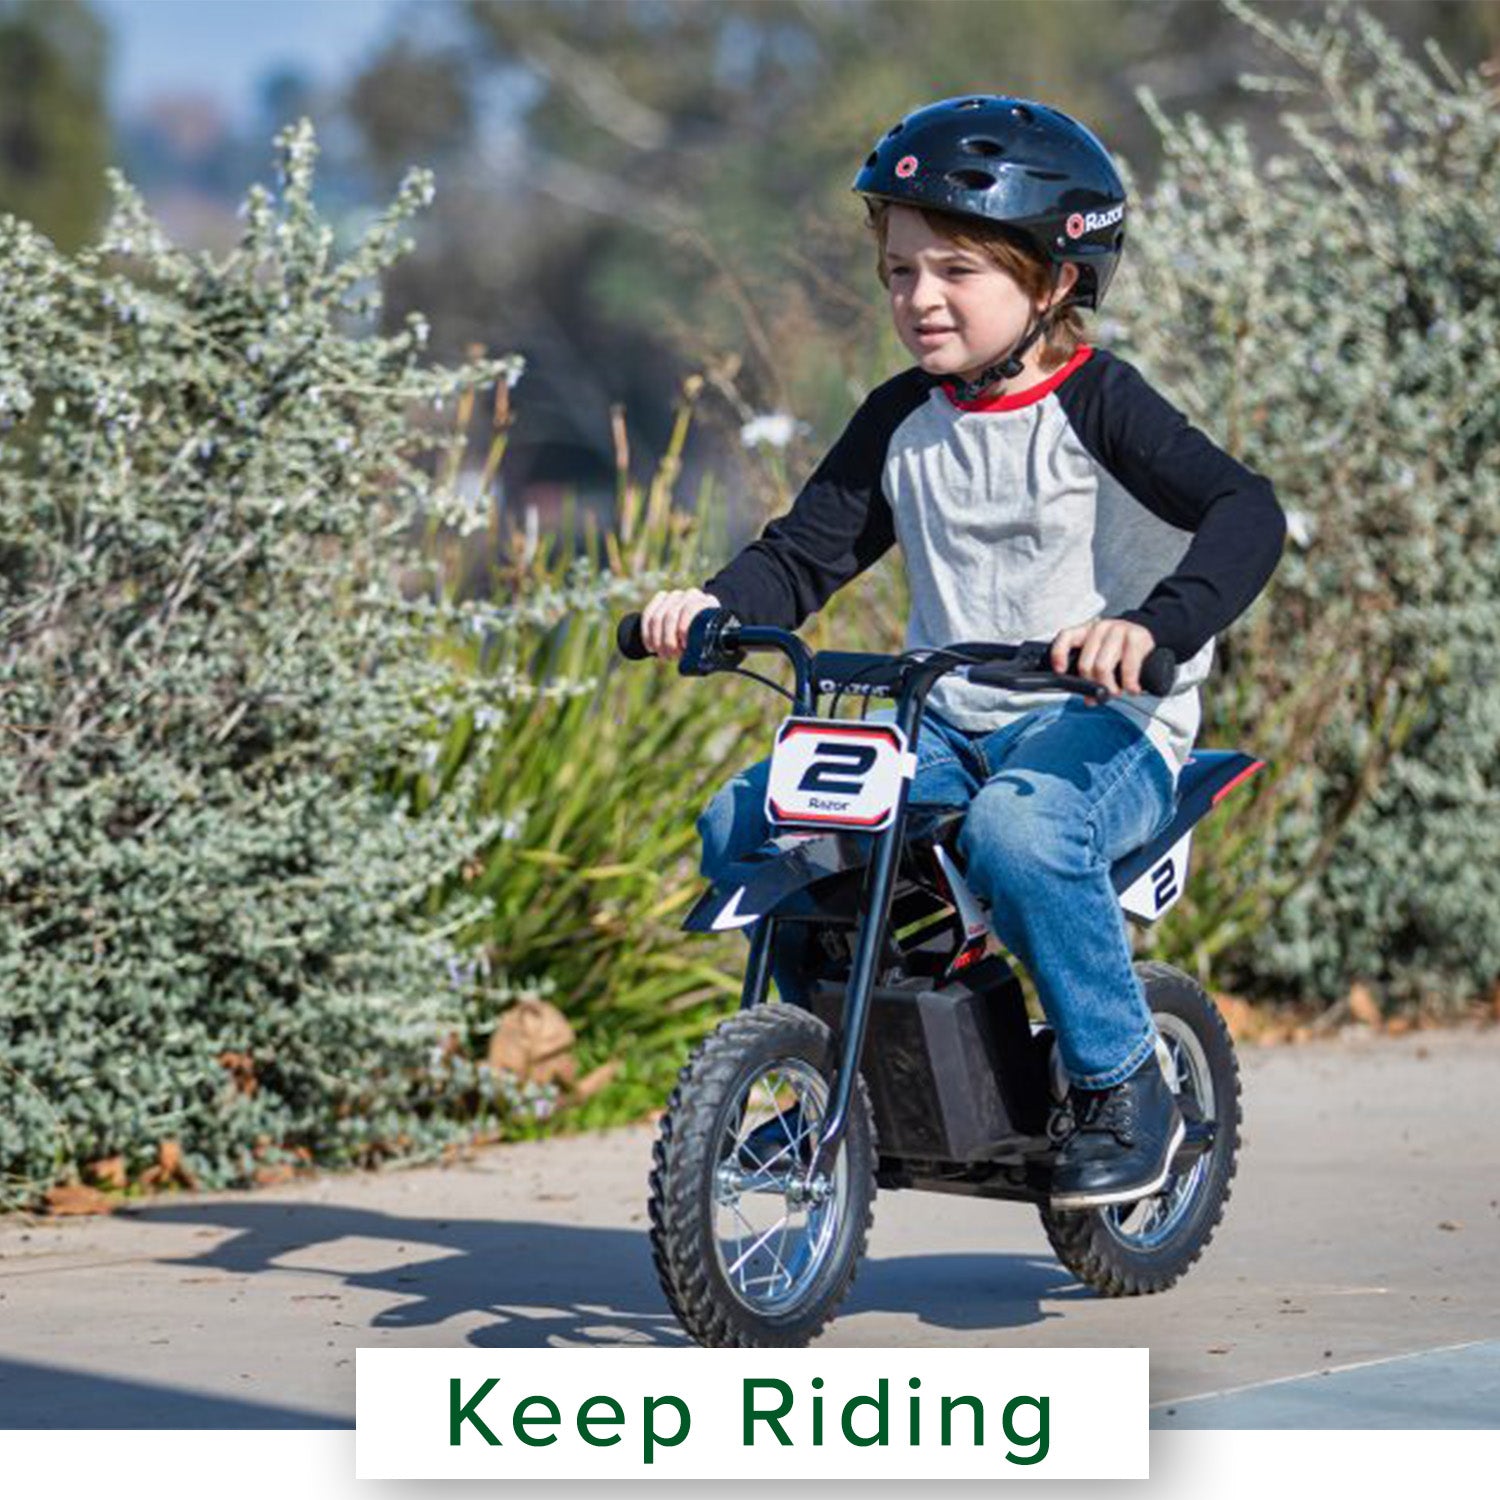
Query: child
639 96 1285 1209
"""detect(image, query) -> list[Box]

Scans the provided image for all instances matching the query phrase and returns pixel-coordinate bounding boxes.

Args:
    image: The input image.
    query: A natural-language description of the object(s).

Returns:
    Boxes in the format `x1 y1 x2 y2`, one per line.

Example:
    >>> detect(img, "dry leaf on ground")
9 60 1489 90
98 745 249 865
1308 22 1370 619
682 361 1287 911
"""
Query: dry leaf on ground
487 997 577 1086
1212 993 1256 1038
43 1183 116 1217
570 1060 621 1102
1348 981 1381 1027
139 1139 201 1190
85 1156 127 1190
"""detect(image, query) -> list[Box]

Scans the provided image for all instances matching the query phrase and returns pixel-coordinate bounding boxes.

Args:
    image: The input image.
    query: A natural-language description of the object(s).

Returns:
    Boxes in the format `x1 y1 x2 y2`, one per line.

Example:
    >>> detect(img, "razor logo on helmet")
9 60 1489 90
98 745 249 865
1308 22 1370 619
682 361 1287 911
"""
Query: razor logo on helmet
1064 204 1125 239
895 155 919 179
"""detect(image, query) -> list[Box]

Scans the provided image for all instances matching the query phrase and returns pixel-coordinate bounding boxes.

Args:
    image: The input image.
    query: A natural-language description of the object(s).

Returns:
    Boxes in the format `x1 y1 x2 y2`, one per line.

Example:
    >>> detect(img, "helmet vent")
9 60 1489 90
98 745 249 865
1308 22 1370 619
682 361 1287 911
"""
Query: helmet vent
1010 103 1034 123
1025 168 1067 181
947 168 996 191
885 122 905 137
959 97 988 110
962 136 1006 158
864 152 878 169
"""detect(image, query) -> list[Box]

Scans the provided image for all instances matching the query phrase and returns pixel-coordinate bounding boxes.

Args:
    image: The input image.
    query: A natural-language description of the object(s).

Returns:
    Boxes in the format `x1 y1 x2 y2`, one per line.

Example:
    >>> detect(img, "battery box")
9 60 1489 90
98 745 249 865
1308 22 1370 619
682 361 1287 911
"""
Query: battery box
806 955 1051 1163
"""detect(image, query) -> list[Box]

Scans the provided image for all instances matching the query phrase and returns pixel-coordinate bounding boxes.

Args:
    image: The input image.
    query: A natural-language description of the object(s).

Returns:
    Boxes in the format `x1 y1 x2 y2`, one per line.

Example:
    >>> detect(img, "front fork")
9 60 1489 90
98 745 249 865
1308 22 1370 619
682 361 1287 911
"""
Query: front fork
735 784 914 1184
807 781 912 1182
738 917 776 1012
738 673 937 1186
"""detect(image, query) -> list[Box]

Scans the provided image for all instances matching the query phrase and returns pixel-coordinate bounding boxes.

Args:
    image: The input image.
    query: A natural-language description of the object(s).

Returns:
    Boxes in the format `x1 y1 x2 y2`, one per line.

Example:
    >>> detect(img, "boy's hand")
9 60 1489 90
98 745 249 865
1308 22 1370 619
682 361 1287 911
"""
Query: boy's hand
641 588 721 661
1050 618 1158 696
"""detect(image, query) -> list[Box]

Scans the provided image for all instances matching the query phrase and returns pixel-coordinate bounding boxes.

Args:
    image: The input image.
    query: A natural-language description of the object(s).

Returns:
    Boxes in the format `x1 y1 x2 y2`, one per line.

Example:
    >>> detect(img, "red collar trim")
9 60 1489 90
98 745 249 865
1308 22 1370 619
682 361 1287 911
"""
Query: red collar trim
942 345 1094 412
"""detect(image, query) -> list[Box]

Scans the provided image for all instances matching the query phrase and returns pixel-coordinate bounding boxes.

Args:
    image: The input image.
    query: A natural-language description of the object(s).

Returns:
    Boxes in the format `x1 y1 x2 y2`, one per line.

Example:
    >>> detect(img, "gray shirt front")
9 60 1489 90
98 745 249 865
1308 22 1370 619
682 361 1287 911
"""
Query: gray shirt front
885 372 1213 771
706 347 1285 776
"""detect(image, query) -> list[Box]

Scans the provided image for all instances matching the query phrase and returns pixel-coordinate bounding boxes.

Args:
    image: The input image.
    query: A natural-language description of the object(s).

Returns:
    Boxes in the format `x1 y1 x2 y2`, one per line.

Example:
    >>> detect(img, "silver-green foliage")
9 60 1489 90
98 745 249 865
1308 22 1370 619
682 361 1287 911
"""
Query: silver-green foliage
392 386 788 1127
0 124 533 1204
1118 2 1500 1003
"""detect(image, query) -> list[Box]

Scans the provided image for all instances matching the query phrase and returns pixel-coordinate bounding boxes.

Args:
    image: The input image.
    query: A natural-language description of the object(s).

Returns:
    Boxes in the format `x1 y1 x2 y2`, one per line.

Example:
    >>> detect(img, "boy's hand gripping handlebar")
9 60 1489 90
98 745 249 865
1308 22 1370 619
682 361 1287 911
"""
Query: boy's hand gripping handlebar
967 640 1178 699
616 609 1178 699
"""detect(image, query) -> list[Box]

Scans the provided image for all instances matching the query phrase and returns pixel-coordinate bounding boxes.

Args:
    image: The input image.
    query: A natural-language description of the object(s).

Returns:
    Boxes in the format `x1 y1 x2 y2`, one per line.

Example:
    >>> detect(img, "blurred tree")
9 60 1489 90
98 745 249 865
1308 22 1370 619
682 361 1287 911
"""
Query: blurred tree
347 37 475 181
258 66 320 137
342 0 1500 529
0 0 110 250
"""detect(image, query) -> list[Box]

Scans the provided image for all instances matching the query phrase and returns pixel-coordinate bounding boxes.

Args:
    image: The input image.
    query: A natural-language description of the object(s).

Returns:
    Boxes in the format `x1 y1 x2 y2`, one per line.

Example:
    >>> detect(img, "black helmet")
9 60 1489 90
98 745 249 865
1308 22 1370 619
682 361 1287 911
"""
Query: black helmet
854 95 1126 310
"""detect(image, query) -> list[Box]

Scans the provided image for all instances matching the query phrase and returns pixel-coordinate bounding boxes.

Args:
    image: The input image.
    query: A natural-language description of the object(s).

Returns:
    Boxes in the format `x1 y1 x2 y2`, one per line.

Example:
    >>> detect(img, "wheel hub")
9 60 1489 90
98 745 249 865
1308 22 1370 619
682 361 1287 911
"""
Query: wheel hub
709 1057 848 1317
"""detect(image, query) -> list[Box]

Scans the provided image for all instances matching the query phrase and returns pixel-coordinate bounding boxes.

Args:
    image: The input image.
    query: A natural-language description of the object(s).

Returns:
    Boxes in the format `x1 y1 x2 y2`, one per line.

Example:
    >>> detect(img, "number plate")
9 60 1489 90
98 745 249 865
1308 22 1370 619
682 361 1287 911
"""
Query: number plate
765 718 910 831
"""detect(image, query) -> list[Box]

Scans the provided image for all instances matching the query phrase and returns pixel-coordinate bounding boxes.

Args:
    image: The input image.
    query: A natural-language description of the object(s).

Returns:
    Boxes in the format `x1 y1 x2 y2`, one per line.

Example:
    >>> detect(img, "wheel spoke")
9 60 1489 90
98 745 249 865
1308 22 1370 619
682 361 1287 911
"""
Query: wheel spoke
702 1050 851 1319
771 1210 797 1290
725 1214 792 1280
746 1136 798 1176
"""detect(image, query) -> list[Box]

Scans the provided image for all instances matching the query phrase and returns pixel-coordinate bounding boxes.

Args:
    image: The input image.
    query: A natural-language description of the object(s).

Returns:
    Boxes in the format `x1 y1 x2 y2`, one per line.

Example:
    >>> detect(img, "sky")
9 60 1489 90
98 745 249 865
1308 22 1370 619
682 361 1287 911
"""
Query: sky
93 0 423 125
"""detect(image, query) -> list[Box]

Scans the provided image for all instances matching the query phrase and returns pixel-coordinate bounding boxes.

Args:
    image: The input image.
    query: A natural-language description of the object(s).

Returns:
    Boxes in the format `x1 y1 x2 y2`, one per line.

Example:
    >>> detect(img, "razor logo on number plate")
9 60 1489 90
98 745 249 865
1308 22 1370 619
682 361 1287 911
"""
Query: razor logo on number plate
766 719 909 831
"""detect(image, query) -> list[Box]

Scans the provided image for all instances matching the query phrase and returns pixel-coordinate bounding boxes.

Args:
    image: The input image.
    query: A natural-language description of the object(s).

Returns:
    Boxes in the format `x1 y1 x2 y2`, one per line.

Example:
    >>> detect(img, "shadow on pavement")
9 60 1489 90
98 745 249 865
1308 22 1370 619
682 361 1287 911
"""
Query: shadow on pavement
122 1199 1075 1347
0 1202 1086 1428
0 1356 344 1430
846 1252 1089 1333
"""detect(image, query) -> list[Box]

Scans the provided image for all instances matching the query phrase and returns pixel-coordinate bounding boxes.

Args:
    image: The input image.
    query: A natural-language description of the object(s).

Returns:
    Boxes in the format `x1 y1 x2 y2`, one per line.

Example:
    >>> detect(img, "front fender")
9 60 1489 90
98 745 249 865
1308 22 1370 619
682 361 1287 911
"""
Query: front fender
683 827 875 933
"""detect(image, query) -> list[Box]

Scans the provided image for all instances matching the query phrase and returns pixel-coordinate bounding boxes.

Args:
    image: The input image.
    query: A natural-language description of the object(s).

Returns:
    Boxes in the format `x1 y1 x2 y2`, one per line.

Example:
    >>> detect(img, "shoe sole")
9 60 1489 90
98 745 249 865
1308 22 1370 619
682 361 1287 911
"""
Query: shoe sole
1048 1118 1188 1211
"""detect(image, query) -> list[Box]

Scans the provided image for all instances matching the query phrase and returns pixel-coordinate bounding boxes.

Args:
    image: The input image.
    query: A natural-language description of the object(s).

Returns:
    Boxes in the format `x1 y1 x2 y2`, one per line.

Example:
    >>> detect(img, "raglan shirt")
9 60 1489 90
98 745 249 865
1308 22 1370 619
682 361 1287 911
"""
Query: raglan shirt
703 347 1286 774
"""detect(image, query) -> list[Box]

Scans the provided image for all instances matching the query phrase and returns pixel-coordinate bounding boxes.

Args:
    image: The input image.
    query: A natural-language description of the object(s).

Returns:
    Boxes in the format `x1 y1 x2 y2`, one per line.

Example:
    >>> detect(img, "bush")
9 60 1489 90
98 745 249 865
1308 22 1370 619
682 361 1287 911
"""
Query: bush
0 124 533 1205
416 387 788 1122
1117 1 1500 1008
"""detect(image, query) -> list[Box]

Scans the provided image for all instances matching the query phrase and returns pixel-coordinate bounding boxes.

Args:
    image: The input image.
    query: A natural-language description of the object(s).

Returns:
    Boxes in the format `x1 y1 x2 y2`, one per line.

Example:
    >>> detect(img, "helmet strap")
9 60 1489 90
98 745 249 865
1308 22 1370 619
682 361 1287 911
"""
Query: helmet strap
948 268 1065 403
949 312 1051 403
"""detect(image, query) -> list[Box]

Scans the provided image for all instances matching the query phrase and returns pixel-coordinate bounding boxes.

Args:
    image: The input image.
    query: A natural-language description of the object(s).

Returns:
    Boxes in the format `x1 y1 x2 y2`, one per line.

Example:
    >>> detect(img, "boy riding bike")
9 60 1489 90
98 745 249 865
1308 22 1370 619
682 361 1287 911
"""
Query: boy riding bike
640 96 1285 1210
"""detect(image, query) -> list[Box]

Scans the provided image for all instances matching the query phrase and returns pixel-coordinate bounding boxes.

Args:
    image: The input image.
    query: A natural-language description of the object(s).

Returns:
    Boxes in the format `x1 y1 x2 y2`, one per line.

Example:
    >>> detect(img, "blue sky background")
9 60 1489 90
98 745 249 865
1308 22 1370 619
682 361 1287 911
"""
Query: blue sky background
94 0 419 124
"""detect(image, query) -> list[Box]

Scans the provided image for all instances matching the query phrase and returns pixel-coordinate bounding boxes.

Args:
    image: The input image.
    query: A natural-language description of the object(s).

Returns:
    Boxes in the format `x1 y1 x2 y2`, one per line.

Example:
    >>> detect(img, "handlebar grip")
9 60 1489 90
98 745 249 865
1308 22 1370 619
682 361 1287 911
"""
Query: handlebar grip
1139 646 1177 698
1026 639 1177 695
969 643 1178 698
616 612 650 661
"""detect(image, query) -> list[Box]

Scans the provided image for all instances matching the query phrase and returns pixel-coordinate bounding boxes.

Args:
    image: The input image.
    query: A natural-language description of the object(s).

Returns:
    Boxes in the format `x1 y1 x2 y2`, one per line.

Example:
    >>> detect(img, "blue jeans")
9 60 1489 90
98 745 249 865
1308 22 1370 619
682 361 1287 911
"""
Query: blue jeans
696 700 1178 1089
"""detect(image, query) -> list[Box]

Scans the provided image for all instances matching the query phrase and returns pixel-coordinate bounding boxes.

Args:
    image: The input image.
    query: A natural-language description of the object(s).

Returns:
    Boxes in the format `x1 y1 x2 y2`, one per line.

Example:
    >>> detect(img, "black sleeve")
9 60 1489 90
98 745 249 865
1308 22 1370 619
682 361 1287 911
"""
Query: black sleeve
1057 350 1287 659
703 369 931 630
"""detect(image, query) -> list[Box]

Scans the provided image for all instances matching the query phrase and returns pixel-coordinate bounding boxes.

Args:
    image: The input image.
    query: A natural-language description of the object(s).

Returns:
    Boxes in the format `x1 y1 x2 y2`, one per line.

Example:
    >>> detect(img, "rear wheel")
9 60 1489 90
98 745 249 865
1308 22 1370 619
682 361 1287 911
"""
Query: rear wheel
1038 962 1241 1295
648 1006 876 1346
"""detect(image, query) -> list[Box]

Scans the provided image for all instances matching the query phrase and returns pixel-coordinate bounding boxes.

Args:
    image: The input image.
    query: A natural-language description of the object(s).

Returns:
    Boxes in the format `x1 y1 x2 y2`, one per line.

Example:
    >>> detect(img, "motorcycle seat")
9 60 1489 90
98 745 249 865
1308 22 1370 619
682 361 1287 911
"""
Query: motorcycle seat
906 750 1264 894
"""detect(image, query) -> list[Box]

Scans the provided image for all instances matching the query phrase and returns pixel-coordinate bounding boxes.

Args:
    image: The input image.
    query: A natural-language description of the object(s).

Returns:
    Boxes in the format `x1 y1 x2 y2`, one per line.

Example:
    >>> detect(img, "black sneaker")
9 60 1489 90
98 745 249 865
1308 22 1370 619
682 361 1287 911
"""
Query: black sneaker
737 1104 809 1173
1049 1056 1185 1210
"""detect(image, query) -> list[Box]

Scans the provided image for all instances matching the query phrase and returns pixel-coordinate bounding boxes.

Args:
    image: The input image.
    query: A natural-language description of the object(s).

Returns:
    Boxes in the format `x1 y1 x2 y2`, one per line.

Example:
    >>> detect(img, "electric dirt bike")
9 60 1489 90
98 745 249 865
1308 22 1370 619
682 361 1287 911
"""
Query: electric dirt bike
617 608 1261 1349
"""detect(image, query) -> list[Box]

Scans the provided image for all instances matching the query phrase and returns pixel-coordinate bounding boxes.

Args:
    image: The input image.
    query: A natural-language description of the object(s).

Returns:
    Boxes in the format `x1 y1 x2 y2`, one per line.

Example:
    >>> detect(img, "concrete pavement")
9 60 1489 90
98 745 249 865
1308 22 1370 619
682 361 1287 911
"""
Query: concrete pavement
1 1025 1497 1428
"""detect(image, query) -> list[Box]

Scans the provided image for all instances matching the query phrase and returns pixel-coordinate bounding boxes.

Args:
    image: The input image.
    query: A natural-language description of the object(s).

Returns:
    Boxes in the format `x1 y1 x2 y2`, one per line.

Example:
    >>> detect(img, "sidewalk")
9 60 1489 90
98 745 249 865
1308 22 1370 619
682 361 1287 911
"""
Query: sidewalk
2 1026 1497 1428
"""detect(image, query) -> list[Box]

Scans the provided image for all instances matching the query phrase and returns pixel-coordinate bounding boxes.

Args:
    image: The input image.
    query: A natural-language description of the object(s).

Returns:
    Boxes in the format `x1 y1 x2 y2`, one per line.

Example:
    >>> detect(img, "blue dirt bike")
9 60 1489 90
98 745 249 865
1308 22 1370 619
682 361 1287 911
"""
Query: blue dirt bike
618 608 1261 1349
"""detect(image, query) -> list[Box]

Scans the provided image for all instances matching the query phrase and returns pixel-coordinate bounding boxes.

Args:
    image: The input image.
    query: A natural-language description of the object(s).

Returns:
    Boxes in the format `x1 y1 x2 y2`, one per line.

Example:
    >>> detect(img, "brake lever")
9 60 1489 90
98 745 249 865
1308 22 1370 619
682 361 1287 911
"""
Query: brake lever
989 668 1111 702
964 660 1111 702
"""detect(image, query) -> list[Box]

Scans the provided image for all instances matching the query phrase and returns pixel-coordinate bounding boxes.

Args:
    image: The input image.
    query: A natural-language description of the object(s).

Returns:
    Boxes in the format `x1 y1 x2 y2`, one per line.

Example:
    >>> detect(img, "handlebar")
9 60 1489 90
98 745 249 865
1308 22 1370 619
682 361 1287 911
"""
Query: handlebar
966 640 1178 700
616 609 1177 701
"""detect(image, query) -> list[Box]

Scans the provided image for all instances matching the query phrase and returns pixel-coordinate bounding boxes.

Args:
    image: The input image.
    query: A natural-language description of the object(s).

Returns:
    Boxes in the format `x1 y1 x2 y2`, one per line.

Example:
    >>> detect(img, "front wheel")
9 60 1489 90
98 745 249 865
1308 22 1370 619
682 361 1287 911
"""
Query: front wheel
1038 961 1241 1296
648 1006 877 1347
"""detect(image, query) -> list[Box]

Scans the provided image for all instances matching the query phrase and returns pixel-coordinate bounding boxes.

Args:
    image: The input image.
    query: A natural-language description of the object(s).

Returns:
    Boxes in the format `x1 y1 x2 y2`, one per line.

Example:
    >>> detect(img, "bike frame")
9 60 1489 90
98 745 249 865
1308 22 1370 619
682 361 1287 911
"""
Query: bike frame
680 612 1107 1185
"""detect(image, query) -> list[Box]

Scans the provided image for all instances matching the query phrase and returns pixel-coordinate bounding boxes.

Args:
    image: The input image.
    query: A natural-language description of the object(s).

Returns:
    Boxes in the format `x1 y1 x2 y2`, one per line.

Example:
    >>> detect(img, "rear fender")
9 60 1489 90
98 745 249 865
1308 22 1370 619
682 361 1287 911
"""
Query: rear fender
1114 751 1266 924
